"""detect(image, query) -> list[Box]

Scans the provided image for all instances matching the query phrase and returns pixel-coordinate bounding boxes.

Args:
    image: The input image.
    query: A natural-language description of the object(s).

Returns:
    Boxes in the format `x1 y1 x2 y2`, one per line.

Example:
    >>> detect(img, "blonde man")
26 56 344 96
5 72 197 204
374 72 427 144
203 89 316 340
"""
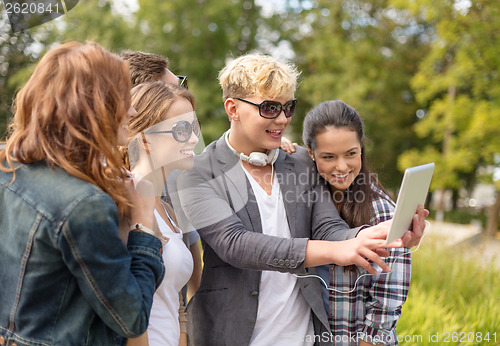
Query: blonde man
177 54 426 345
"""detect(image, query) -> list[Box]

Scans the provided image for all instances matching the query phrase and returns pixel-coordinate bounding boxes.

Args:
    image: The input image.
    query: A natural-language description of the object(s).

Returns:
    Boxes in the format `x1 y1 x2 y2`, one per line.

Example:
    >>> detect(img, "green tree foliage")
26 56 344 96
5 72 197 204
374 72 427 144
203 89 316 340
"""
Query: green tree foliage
135 0 265 143
396 0 500 233
0 7 37 139
282 0 431 190
0 0 140 139
0 0 288 145
39 0 141 52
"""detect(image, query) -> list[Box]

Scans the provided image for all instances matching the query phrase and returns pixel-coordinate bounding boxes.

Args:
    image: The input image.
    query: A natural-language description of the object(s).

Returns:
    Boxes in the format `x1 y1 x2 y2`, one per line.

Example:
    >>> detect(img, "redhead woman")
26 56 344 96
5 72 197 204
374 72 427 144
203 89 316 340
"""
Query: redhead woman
123 81 199 346
0 42 164 345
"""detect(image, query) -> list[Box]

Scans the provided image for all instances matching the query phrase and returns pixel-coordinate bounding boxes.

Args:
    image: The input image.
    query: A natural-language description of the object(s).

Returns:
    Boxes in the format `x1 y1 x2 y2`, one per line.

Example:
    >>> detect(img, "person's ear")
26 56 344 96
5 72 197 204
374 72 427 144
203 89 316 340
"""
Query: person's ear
307 148 315 162
224 98 239 122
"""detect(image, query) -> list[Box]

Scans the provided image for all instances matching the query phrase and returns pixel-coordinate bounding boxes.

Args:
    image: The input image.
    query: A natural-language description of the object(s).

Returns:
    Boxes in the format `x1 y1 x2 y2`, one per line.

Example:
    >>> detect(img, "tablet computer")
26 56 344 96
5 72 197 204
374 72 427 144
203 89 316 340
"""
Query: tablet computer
386 163 435 244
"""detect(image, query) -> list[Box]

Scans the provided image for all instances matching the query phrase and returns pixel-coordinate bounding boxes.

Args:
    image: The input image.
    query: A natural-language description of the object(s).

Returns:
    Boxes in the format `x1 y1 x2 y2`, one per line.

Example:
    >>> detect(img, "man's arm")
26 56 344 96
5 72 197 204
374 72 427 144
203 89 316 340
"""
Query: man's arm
309 183 359 241
178 167 310 273
178 167 399 275
292 146 428 248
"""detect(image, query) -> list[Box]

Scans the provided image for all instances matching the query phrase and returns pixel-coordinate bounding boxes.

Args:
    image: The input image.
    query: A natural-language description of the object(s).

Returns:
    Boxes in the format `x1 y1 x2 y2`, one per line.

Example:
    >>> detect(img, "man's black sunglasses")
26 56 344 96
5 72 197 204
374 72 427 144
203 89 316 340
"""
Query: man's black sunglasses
146 119 200 143
235 98 297 119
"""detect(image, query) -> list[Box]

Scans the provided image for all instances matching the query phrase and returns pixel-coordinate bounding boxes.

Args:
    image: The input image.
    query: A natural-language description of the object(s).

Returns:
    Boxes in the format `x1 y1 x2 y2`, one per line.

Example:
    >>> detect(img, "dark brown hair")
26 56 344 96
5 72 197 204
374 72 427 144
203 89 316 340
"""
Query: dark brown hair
121 50 169 87
303 100 387 228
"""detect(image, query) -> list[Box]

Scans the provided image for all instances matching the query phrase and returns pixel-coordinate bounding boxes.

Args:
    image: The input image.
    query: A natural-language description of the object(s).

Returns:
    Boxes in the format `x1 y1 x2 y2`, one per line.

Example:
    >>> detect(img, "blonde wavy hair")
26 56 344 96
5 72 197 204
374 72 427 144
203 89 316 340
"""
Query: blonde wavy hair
122 81 195 170
218 53 300 101
0 41 131 214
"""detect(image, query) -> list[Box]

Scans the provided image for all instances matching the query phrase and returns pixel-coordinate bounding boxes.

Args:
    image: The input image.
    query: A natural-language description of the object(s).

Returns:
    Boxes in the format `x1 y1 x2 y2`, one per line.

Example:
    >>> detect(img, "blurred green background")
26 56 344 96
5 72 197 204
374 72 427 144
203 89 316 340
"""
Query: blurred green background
1 1 499 343
1 1 498 235
398 229 499 346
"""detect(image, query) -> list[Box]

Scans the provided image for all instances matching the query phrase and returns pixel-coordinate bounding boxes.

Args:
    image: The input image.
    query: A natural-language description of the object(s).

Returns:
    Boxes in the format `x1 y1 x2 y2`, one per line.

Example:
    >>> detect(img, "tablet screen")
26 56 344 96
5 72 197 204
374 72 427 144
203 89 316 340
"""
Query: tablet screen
386 163 434 244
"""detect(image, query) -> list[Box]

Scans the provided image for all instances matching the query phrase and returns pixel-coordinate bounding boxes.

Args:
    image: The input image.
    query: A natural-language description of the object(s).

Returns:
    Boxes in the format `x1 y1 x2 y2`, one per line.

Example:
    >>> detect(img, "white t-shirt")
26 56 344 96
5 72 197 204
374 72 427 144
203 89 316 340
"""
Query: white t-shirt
147 208 194 346
243 166 314 346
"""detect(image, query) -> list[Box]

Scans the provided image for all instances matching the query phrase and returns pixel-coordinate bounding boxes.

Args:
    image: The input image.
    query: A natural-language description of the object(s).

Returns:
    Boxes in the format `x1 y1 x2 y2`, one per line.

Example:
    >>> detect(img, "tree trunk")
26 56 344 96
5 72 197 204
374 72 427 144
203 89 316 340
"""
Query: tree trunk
435 86 456 223
451 188 459 210
436 188 446 222
484 190 500 238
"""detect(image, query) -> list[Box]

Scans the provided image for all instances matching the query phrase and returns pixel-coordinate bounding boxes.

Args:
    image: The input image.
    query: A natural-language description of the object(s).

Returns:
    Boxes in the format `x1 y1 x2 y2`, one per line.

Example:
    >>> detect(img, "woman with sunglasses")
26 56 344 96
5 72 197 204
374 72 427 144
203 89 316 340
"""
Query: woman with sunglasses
120 49 202 306
0 42 164 345
123 81 199 346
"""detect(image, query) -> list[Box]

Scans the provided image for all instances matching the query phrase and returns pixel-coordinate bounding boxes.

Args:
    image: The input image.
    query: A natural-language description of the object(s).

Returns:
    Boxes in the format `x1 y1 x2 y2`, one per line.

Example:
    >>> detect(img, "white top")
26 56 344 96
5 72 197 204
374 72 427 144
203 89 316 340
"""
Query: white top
147 207 194 346
242 167 314 346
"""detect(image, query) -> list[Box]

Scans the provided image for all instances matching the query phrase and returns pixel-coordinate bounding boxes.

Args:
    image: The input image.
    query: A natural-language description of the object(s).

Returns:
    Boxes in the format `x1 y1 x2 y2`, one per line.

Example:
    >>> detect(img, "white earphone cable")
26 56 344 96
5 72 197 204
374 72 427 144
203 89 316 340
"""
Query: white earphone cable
294 220 430 294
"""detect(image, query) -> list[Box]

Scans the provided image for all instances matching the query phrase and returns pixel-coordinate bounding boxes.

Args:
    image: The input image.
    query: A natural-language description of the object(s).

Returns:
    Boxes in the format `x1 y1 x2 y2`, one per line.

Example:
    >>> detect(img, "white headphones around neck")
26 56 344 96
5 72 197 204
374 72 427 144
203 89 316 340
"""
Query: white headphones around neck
224 131 278 167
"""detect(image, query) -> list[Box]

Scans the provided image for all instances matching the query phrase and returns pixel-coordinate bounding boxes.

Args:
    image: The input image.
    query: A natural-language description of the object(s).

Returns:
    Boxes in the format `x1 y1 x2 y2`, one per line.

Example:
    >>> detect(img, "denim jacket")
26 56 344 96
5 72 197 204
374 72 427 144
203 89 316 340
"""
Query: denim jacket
0 161 165 346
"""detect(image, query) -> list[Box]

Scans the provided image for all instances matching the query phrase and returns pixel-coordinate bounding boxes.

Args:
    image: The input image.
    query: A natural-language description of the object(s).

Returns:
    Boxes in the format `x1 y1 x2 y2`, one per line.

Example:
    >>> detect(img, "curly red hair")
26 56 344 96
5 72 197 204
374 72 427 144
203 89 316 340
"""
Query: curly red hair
0 41 131 214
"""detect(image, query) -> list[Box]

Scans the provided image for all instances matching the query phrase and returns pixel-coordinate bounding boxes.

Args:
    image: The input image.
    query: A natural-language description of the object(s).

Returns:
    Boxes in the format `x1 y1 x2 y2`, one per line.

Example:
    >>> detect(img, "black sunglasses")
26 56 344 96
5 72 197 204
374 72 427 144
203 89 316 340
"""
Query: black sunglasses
176 75 188 89
147 119 200 143
235 98 297 119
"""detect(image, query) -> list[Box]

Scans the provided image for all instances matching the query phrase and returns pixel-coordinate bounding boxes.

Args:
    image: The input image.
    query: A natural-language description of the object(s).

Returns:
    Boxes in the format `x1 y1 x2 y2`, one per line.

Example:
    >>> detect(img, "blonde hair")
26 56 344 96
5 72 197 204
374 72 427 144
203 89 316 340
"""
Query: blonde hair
218 54 300 101
0 41 131 214
123 81 195 169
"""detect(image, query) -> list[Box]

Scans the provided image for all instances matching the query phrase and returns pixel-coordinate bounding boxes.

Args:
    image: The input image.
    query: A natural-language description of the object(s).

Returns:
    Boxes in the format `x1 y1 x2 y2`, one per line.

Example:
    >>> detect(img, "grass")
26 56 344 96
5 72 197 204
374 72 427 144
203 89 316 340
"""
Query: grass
428 208 500 231
396 233 500 345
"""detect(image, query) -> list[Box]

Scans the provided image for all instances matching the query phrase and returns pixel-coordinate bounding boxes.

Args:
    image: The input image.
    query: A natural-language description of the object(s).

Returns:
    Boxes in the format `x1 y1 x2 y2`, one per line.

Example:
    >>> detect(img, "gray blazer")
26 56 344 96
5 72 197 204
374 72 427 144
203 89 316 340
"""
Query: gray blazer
177 135 360 346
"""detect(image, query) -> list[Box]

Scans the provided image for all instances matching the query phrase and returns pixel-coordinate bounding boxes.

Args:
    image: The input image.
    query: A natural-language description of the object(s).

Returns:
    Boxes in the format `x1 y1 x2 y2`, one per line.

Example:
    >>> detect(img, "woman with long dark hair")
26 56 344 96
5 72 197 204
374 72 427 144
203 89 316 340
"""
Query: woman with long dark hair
302 100 410 346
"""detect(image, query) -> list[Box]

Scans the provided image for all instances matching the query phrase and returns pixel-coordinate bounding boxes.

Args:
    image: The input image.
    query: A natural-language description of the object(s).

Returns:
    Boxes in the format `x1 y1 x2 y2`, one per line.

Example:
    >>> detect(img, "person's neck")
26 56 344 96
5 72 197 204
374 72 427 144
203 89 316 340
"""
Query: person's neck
132 164 172 196
240 159 273 172
228 130 266 156
241 159 275 195
155 196 165 210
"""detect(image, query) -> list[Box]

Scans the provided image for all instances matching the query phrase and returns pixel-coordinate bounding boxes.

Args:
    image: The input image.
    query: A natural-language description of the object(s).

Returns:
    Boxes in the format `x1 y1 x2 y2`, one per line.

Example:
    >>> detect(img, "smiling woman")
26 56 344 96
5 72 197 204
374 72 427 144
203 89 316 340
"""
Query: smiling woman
302 100 411 346
303 100 380 223
124 81 198 180
312 126 363 193
122 80 199 346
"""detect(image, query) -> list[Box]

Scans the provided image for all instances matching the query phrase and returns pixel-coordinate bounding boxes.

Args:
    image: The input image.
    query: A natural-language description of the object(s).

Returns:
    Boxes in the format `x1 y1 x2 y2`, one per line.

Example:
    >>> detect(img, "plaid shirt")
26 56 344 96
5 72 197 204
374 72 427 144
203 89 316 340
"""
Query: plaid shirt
326 186 411 345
